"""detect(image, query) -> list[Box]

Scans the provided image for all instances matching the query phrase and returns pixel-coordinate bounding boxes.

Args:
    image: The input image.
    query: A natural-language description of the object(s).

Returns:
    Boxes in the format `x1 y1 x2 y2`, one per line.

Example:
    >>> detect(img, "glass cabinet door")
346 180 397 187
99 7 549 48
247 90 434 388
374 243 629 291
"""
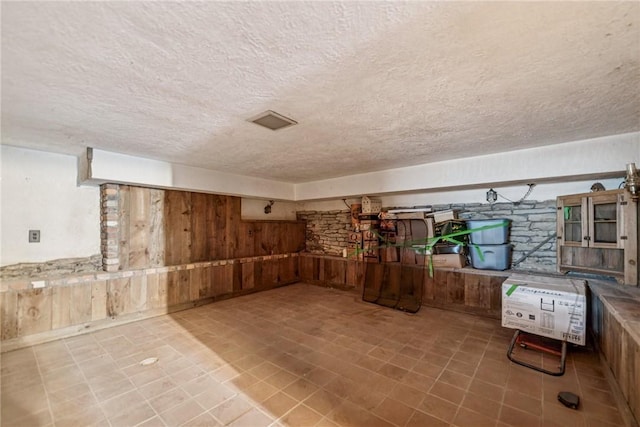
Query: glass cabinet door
591 197 619 247
563 203 583 244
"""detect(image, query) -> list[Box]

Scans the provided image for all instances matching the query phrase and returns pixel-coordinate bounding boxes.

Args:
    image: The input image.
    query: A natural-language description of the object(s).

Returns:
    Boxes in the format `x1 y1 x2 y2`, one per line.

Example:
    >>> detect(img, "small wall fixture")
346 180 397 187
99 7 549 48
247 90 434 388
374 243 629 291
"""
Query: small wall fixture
486 188 497 203
264 200 275 214
624 162 640 201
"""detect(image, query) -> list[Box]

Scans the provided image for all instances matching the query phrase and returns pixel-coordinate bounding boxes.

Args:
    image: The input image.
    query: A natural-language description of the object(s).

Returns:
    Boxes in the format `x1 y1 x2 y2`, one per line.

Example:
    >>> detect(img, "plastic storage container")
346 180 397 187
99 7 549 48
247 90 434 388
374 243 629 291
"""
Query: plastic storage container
466 219 511 244
470 244 512 270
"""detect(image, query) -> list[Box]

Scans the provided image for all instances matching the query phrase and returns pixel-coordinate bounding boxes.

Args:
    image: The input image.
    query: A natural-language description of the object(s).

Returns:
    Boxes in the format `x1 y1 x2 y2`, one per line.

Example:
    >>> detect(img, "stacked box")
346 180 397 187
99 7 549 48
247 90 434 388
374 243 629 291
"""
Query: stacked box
502 274 586 346
466 218 512 270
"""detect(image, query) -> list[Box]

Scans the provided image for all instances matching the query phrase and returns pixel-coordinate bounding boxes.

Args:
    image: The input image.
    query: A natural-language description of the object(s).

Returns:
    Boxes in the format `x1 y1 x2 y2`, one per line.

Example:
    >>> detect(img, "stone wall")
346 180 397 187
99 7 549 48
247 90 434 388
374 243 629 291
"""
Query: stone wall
295 210 351 256
297 200 557 272
0 255 103 280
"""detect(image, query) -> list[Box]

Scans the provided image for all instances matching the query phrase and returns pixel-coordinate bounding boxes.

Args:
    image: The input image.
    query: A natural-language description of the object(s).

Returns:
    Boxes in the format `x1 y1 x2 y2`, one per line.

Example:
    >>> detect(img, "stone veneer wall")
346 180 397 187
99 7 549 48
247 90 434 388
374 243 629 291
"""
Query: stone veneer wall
0 255 102 280
296 200 557 272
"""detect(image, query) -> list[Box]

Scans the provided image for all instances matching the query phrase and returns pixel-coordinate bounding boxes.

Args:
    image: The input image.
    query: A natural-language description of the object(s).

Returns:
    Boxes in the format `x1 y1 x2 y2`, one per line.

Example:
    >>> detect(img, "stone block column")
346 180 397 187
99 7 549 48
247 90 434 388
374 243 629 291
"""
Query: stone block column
100 184 120 271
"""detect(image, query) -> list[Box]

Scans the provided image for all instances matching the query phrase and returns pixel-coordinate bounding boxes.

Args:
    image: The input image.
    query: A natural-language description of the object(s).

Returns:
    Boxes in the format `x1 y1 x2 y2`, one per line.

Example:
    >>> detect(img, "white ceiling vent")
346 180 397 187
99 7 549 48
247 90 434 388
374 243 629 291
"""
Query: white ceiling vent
248 110 297 131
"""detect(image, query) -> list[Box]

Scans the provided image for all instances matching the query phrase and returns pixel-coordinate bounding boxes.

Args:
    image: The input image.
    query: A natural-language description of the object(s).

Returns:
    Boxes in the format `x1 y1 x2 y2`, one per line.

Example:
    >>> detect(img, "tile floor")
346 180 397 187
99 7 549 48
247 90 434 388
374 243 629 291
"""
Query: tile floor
1 283 626 427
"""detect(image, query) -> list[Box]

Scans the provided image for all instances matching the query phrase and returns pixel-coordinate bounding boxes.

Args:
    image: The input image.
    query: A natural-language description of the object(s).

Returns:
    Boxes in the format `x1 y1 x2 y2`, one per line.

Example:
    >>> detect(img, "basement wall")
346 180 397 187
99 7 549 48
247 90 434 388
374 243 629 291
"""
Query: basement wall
297 200 558 272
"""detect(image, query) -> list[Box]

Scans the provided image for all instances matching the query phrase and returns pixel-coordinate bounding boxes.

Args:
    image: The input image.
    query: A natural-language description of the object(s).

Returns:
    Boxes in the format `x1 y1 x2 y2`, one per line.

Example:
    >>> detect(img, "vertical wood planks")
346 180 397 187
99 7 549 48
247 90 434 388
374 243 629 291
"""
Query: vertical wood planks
91 281 107 321
148 189 165 267
128 186 151 269
107 278 131 318
190 193 210 263
70 284 92 325
17 288 52 336
118 185 131 269
1 292 18 340
242 262 255 290
164 190 193 266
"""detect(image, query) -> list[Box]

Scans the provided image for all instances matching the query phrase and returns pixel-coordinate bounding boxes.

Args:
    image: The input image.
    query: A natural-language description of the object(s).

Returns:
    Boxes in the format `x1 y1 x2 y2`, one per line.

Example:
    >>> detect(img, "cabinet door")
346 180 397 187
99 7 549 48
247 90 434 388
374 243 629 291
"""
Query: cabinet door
588 193 620 248
558 196 587 247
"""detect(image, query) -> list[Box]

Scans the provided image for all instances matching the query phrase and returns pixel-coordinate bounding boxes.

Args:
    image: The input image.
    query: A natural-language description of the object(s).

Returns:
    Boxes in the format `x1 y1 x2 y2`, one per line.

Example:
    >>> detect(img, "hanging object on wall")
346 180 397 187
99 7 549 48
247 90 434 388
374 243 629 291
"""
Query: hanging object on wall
486 188 498 203
264 200 275 214
624 162 640 201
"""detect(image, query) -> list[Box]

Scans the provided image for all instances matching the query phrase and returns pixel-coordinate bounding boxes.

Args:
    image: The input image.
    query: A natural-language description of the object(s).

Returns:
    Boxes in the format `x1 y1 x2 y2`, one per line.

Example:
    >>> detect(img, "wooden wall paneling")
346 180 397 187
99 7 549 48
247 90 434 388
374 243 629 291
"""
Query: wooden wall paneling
212 195 228 259
261 259 278 288
211 264 228 296
232 263 243 292
107 278 131 318
299 256 314 282
277 257 297 284
378 263 401 306
241 262 255 290
446 271 465 305
51 286 72 330
631 335 640 422
398 265 424 312
237 223 253 259
225 197 241 259
164 191 193 266
91 281 108 321
188 267 201 301
1 292 18 340
224 264 235 293
346 260 365 288
190 193 210 263
70 283 92 325
260 223 277 256
129 275 148 313
423 272 435 302
167 270 191 306
117 185 131 270
253 261 263 290
325 258 346 286
148 189 165 267
250 221 267 256
17 288 52 336
147 272 169 309
433 270 448 303
464 274 491 309
196 266 210 299
489 276 504 314
363 263 384 302
128 186 152 269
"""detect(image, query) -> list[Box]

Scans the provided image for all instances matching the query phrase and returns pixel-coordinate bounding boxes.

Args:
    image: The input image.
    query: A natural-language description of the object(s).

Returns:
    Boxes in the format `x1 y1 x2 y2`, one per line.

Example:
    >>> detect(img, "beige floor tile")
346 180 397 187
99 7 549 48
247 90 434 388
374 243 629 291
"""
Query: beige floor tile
372 396 415 426
418 393 459 423
262 391 299 418
159 399 206 426
227 407 274 427
207 394 253 424
0 284 627 427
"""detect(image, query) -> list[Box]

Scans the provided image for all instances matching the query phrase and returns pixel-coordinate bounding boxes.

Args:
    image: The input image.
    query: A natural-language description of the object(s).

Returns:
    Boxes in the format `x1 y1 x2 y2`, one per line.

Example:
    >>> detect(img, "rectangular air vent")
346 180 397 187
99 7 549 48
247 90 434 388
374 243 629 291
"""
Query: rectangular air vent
248 110 297 131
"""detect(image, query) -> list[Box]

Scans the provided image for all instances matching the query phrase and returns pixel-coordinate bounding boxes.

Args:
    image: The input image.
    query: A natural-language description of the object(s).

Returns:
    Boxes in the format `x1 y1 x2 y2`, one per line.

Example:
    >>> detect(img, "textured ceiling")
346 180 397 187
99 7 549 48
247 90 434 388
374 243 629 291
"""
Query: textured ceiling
2 2 639 183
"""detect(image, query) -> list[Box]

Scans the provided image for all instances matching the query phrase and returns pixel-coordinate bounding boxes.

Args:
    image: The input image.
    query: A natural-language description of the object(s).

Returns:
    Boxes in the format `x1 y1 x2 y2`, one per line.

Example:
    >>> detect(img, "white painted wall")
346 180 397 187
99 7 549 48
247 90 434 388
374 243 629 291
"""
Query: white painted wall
0 146 101 266
241 198 297 220
86 148 296 200
296 179 626 212
295 132 639 201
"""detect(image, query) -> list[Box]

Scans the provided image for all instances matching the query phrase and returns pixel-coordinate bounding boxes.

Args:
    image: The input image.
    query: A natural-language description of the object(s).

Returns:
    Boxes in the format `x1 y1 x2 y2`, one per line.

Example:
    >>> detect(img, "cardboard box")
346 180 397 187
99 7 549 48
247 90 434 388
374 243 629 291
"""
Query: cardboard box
428 254 466 268
501 274 586 346
430 209 458 223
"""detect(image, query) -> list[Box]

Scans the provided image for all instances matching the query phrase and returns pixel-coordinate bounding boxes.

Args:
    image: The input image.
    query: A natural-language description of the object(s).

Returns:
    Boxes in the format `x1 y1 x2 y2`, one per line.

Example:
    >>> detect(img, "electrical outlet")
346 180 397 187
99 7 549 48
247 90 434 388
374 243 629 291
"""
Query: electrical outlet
29 230 40 243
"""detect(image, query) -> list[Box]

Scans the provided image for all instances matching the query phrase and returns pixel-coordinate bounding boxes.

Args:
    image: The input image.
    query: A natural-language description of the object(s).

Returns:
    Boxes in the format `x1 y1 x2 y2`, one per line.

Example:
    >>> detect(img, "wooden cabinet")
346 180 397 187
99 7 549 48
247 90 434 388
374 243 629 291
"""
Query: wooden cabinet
557 189 638 285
